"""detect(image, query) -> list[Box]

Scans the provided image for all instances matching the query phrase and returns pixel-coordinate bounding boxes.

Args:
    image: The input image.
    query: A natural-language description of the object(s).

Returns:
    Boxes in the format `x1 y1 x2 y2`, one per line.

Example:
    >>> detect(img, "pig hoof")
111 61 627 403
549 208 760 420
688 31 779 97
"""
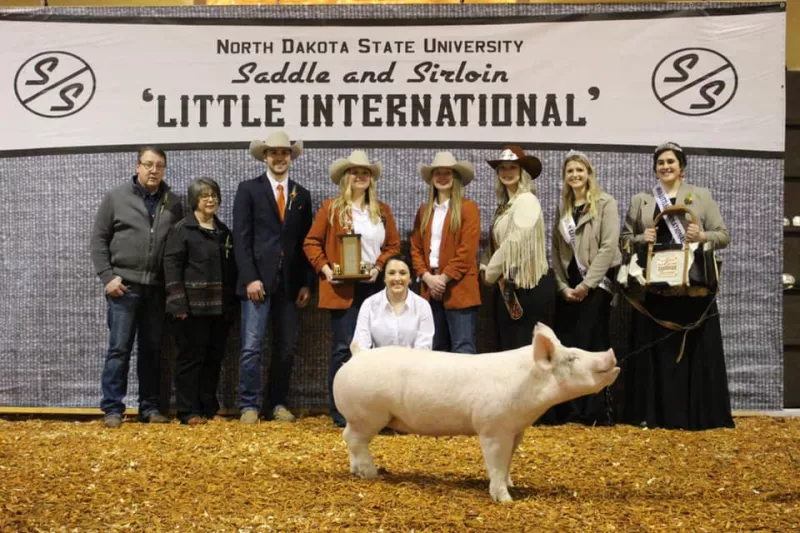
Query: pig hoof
490 486 513 503
354 463 378 479
506 477 515 488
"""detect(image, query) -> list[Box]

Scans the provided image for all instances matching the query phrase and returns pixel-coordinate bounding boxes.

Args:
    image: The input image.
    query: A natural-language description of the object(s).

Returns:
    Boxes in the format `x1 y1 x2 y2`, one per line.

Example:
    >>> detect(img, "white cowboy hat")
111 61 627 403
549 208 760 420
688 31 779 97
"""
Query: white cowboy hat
329 150 382 185
419 152 475 186
249 131 303 162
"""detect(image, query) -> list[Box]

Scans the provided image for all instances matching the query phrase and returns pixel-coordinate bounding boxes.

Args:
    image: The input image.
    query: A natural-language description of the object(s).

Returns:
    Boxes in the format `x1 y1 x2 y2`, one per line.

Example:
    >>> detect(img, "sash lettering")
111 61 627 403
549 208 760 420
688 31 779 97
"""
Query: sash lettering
653 183 685 244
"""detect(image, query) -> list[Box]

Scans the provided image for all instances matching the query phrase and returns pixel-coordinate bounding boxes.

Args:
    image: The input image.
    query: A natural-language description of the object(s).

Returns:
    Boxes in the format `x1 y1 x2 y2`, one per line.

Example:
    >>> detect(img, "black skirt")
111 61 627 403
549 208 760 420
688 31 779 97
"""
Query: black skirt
493 270 555 351
622 293 734 430
538 285 614 426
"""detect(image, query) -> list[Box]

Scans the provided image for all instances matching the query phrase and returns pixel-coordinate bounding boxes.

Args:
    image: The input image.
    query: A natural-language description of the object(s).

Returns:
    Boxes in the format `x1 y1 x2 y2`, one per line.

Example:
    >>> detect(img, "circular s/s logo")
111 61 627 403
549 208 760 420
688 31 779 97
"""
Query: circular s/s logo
14 51 97 118
652 48 738 117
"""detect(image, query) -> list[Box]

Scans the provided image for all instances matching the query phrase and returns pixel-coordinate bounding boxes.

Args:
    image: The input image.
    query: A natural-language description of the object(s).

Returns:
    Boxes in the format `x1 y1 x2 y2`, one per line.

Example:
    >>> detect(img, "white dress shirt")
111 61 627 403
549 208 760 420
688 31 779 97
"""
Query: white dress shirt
351 204 385 266
266 171 289 208
428 199 449 269
352 289 434 350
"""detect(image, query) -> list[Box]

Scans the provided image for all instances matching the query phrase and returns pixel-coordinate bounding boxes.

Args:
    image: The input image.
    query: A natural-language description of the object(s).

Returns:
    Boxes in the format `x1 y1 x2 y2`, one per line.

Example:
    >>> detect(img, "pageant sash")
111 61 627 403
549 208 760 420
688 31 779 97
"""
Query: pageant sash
652 184 685 244
559 212 612 293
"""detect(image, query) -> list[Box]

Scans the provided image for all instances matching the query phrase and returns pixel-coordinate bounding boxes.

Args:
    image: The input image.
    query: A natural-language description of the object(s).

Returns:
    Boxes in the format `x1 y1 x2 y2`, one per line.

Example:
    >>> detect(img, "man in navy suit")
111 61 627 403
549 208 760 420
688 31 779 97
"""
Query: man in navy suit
233 131 314 424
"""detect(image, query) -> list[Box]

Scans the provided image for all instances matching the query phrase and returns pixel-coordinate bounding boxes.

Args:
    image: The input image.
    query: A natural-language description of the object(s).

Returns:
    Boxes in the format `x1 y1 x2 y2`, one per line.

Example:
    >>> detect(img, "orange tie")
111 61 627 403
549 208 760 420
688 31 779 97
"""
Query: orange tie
276 183 285 222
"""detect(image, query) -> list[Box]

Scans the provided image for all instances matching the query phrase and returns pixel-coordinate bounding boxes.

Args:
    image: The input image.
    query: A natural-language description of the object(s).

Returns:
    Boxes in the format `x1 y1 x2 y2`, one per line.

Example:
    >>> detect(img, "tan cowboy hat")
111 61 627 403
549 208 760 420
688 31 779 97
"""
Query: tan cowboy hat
329 150 382 185
418 152 475 186
249 131 303 162
486 145 542 179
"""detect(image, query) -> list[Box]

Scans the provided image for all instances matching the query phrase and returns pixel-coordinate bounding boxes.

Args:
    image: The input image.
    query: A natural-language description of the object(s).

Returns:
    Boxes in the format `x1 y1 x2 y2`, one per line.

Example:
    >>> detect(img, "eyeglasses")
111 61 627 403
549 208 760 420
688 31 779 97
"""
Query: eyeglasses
139 161 166 171
198 192 219 202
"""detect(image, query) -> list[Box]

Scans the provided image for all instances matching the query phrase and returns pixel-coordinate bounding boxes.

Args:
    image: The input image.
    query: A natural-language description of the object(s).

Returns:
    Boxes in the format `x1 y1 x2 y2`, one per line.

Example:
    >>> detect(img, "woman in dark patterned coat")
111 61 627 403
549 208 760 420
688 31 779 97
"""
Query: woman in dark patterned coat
164 177 237 425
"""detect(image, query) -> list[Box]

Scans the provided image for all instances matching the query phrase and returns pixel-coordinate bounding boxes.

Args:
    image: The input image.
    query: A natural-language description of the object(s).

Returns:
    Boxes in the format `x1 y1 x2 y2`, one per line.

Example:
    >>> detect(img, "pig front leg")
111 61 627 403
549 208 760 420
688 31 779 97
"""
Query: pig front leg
479 434 515 502
506 432 524 488
343 424 379 479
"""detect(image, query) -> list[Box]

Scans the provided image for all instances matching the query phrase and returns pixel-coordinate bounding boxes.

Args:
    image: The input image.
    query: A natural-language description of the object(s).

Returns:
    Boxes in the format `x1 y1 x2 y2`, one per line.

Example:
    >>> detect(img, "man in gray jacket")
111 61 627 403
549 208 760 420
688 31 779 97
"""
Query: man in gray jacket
91 147 184 428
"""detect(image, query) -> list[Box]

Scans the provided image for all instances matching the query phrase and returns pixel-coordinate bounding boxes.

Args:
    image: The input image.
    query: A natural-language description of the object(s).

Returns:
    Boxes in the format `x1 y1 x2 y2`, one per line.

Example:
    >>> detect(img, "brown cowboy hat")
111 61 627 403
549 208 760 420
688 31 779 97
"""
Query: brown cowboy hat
486 145 542 179
418 152 475 186
249 131 303 162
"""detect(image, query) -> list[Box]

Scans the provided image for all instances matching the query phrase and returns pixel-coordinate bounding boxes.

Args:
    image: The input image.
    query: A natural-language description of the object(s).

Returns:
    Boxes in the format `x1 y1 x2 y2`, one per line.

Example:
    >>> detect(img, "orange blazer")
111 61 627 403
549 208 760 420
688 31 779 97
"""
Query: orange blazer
303 199 401 310
409 198 481 310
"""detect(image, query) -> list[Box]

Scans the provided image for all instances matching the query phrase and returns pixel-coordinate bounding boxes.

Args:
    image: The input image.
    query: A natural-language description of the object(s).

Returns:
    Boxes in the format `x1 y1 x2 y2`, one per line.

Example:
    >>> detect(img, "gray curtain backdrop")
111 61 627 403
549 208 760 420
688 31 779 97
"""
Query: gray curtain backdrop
0 2 783 412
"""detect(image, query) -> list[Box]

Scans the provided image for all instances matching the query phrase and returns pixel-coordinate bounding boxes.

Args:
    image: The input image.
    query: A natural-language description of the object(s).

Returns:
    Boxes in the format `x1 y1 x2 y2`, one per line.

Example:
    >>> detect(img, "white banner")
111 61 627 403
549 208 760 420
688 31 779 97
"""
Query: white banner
0 9 786 153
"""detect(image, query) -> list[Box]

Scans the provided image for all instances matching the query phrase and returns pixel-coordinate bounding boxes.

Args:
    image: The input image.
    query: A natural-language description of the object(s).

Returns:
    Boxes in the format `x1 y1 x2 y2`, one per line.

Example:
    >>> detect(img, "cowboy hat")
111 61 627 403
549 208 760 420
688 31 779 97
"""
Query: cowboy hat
418 152 475 186
486 145 542 179
329 150 382 185
249 131 303 162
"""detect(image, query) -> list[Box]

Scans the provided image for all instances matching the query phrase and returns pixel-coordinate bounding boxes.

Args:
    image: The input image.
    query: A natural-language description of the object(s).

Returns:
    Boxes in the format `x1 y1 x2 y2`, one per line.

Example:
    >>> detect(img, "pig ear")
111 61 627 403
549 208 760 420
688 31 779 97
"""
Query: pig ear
532 330 555 366
533 322 557 342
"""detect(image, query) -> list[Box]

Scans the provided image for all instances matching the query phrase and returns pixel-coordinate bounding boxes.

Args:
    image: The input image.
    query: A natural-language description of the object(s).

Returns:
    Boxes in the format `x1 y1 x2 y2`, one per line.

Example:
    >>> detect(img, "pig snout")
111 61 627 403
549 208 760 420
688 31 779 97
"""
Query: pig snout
596 349 621 386
554 347 619 398
592 349 618 375
576 348 616 374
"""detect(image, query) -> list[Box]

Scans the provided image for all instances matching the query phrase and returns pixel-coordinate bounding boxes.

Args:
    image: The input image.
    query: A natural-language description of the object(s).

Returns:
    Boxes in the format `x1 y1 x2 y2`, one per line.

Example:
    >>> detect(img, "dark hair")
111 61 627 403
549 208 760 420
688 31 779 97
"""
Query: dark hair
383 254 410 271
138 146 167 166
653 142 687 172
187 177 221 210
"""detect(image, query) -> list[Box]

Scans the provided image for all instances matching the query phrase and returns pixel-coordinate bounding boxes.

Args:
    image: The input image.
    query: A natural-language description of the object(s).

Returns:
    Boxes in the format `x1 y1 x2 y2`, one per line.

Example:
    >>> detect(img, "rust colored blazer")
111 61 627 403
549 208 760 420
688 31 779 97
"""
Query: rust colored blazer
303 198 401 310
409 198 481 310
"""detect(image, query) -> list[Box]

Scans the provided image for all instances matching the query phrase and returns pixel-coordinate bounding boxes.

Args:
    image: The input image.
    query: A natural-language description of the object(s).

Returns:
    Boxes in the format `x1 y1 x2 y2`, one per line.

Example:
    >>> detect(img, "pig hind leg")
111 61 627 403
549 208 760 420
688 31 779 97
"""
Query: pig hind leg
479 434 515 502
343 421 384 479
506 432 524 488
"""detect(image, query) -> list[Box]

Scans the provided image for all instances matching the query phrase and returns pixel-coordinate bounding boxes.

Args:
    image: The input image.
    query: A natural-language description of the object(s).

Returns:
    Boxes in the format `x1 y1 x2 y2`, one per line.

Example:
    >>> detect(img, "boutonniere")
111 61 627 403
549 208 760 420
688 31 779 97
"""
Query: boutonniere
224 235 233 259
288 186 298 210
684 193 694 205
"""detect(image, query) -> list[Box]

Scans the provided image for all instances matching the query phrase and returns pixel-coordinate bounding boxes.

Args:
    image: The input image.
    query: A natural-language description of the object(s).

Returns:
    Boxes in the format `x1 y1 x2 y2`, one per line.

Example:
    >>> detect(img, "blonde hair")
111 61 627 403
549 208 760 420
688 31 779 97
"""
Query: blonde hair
494 166 536 204
560 153 601 218
328 169 382 227
420 171 464 237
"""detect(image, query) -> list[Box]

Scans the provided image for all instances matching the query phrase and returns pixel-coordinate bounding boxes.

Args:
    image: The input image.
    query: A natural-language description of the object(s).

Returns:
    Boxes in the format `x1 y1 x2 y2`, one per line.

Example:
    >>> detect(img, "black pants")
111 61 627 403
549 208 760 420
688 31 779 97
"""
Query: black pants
494 271 555 351
538 287 614 426
173 315 230 422
329 282 381 424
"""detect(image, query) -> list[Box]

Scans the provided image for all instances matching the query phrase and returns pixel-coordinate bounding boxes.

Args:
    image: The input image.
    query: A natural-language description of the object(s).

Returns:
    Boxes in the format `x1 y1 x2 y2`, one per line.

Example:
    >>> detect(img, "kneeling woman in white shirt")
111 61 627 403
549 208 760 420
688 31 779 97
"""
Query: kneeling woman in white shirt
353 255 435 351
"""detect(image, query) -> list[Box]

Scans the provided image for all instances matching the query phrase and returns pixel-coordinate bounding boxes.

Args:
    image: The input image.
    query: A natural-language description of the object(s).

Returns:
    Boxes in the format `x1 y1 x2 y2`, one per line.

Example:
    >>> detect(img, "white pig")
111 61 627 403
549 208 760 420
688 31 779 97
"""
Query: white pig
332 322 620 503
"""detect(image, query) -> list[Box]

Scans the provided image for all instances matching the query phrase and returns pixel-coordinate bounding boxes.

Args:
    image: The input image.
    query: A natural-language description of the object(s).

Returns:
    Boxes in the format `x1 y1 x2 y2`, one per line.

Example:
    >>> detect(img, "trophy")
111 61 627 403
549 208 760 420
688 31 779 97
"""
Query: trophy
332 233 372 280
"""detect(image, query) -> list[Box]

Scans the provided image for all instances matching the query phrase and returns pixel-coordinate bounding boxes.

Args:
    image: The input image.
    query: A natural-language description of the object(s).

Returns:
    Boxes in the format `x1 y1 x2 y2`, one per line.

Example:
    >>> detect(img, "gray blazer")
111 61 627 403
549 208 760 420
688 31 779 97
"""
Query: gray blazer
621 181 729 249
552 191 621 292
